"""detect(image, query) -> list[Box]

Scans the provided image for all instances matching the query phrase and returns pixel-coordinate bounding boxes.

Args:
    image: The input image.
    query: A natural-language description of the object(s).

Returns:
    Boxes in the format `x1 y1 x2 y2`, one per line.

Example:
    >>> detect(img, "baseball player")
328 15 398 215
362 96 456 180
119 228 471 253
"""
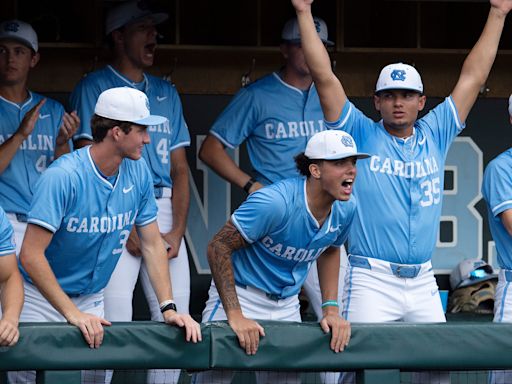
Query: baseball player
69 2 190 382
199 17 348 327
0 19 79 255
482 94 512 384
193 129 367 384
0 205 23 347
292 0 512 383
8 87 201 384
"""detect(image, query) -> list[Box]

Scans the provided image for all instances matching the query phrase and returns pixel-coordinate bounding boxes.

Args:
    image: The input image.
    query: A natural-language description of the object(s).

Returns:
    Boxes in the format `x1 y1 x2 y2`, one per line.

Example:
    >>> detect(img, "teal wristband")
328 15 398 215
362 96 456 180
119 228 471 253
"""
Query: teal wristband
321 300 339 308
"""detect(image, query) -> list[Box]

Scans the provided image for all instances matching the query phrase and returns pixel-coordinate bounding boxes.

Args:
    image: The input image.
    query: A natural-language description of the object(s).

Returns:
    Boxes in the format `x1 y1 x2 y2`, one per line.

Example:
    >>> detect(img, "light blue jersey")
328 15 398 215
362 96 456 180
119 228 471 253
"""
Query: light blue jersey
0 206 16 256
231 177 356 298
482 149 512 269
21 146 158 295
69 65 190 188
326 97 463 264
210 73 325 185
0 92 64 214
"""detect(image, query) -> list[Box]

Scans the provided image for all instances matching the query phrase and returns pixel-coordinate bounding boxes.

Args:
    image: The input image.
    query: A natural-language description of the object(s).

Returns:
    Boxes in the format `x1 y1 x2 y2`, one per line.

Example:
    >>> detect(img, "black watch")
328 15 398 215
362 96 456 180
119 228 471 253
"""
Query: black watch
160 302 177 313
243 178 256 194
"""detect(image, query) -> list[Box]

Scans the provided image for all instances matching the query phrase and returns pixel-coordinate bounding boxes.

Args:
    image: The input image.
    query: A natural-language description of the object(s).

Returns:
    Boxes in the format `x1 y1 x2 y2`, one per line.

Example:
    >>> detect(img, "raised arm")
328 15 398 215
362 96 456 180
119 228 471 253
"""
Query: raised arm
0 99 45 174
138 221 201 342
451 0 512 123
207 220 265 355
292 0 347 122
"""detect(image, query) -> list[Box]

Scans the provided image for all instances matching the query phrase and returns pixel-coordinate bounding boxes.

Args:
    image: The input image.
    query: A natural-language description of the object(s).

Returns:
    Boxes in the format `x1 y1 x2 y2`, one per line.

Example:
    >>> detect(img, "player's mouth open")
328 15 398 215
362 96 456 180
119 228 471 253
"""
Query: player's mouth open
144 43 156 56
341 178 354 192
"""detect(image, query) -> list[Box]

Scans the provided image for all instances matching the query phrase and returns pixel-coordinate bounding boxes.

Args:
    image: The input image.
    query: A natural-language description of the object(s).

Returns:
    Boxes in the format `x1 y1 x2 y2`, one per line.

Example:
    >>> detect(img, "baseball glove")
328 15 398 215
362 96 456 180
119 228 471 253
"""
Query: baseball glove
448 280 497 314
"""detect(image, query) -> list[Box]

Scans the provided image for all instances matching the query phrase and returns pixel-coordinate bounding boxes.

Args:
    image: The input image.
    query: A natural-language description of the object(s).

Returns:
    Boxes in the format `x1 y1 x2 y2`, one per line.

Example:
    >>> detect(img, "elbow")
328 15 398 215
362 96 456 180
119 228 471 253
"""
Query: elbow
199 136 223 165
19 249 33 275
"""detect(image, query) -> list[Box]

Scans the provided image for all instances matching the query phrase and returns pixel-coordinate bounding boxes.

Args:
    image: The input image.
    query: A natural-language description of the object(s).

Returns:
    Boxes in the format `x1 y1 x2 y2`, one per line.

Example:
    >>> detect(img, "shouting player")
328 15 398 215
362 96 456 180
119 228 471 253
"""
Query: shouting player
69 2 191 382
199 16 348 327
194 129 368 384
292 0 512 383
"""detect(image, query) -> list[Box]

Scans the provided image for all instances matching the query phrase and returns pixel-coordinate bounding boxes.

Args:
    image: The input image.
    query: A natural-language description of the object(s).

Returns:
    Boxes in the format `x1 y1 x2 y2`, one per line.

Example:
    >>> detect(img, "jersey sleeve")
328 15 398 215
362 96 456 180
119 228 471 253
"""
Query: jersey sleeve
69 78 102 142
209 87 258 148
27 167 74 233
0 207 16 256
231 187 287 244
482 157 512 217
416 96 464 156
134 159 158 227
324 100 377 143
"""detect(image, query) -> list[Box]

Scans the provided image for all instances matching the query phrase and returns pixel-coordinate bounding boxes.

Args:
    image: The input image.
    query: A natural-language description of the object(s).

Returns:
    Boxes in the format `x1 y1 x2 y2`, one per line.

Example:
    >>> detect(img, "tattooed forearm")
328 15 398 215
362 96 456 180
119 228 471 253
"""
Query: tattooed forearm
207 221 247 312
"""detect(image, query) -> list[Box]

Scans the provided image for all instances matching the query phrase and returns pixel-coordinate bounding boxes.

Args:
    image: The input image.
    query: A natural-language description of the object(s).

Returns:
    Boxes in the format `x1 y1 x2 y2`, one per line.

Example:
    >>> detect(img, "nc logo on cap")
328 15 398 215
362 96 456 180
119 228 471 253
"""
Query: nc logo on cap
390 69 406 82
4 21 20 33
341 135 354 148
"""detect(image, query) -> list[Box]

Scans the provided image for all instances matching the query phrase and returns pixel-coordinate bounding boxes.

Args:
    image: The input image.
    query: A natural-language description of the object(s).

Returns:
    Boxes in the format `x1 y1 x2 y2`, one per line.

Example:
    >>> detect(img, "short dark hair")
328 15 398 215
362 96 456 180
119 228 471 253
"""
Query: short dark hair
295 153 323 177
91 115 134 142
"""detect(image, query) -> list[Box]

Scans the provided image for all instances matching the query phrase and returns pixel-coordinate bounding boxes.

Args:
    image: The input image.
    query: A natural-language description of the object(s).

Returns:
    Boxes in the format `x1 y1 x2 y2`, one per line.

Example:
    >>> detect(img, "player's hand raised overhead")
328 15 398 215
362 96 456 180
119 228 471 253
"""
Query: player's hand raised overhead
291 0 314 12
490 0 512 15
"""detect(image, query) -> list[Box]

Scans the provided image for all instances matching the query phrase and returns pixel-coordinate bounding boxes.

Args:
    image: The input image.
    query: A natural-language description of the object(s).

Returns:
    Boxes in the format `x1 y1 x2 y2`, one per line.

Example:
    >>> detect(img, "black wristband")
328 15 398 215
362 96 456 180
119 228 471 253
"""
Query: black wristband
160 302 177 313
243 178 256 194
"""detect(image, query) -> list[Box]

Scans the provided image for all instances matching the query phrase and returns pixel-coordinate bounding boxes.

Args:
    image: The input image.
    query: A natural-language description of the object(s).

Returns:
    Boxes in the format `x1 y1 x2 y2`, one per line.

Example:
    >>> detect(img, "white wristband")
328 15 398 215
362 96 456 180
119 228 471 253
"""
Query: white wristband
159 299 175 310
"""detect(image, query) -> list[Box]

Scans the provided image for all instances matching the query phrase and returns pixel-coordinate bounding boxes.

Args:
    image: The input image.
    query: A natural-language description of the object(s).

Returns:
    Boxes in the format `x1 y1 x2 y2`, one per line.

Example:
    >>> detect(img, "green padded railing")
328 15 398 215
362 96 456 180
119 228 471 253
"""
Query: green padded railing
1 320 511 383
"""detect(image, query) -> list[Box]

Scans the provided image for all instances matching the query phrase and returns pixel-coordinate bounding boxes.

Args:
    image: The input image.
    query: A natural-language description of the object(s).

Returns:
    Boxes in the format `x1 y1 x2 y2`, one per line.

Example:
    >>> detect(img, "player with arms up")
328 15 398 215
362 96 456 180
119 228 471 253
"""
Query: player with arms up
292 0 512 382
9 87 201 384
0 205 23 347
0 19 78 254
194 129 368 384
482 95 512 384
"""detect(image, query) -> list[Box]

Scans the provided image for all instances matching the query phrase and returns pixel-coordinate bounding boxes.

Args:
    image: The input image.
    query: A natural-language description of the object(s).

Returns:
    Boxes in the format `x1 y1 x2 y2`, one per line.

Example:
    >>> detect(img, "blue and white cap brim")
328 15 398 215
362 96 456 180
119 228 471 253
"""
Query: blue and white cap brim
322 152 371 160
133 115 167 126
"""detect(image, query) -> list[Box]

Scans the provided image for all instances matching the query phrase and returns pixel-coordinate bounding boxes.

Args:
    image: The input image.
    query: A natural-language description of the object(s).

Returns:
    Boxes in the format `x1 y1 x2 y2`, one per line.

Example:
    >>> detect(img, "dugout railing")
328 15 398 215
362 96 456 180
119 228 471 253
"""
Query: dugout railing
0 320 511 384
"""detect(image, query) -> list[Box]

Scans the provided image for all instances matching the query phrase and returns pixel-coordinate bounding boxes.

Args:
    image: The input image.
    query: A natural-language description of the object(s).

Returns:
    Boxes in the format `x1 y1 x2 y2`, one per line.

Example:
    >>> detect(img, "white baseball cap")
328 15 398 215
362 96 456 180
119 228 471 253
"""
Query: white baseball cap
305 130 369 160
449 258 497 290
94 87 167 126
105 0 168 36
375 63 423 94
281 17 334 47
508 94 512 116
0 20 38 52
